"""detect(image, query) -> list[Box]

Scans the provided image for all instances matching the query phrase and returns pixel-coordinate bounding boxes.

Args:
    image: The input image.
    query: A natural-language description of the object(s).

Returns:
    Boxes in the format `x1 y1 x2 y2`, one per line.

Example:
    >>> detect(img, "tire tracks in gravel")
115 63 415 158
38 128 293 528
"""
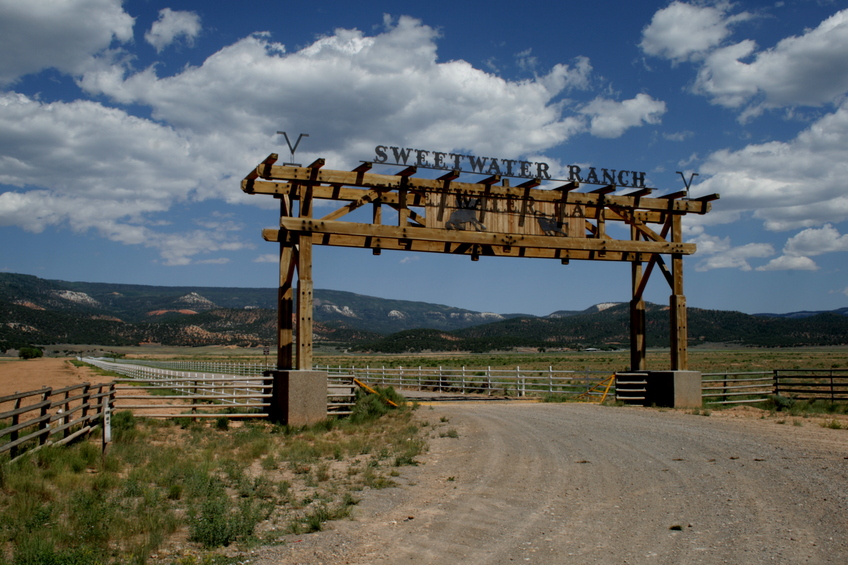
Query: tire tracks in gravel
251 402 848 565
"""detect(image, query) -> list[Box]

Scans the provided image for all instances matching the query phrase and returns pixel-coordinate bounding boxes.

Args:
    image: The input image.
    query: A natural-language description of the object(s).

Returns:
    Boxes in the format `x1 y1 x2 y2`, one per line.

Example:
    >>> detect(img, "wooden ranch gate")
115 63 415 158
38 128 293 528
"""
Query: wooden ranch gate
242 154 718 421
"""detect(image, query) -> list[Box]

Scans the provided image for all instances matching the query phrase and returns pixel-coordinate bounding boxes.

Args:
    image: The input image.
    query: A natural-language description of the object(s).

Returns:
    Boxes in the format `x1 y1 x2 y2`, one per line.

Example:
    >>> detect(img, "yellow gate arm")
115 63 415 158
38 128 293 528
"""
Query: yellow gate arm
353 378 399 407
576 374 615 404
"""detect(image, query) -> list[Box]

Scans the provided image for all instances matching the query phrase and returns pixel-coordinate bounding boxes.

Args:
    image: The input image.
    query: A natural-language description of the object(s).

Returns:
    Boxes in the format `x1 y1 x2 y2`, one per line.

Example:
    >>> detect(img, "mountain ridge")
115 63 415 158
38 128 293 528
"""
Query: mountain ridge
1 272 846 352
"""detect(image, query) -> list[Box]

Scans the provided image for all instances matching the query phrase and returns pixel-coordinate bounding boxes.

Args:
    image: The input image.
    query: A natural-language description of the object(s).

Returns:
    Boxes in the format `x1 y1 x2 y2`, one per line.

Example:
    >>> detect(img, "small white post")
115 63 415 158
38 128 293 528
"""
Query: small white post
101 401 112 454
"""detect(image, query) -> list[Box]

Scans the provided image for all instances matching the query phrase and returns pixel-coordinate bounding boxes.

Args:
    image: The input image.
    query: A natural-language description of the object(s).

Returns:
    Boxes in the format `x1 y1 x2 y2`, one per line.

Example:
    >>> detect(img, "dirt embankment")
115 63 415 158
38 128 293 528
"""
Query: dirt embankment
0 358 109 397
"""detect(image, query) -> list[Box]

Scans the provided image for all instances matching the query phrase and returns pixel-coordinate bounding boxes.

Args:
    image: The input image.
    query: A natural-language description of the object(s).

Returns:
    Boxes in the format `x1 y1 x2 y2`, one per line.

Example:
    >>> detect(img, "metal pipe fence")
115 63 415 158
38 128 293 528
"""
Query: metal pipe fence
316 364 614 398
83 358 272 418
774 369 848 402
701 371 774 405
93 359 848 407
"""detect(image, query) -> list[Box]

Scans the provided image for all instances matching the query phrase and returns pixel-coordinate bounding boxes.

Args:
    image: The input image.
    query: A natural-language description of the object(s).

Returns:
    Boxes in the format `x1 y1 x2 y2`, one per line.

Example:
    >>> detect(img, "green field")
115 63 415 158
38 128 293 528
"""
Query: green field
51 344 848 374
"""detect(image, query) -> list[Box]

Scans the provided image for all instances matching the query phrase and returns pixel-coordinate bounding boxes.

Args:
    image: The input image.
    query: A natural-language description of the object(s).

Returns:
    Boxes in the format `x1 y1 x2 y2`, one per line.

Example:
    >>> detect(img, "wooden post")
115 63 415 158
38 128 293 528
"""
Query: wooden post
669 215 688 370
10 395 20 459
296 237 313 370
296 184 314 370
630 226 647 371
277 195 295 370
277 245 295 370
38 389 50 447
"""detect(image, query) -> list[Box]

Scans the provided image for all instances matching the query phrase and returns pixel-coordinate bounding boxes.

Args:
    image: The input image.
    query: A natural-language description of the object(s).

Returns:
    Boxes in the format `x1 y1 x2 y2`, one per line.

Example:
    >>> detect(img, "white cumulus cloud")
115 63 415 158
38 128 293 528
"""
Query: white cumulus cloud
145 8 201 53
0 13 674 265
695 100 848 231
579 94 667 138
783 224 848 257
0 0 134 85
0 92 255 264
755 223 848 272
756 255 819 272
695 9 848 117
689 233 774 272
640 1 753 64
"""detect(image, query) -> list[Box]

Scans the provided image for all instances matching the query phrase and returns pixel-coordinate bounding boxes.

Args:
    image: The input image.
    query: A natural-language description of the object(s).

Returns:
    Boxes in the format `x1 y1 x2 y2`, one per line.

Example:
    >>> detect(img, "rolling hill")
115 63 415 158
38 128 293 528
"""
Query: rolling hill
1 272 846 352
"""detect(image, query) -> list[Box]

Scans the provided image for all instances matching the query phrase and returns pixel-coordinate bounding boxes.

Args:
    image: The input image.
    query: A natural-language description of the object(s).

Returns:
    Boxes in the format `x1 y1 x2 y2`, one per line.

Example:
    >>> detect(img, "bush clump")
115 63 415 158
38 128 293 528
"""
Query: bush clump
349 386 406 424
17 347 43 360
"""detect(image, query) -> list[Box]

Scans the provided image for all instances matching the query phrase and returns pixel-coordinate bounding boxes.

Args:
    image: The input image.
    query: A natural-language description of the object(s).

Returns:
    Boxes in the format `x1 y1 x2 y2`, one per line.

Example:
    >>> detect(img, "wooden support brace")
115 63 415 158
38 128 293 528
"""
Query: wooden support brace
554 181 579 192
591 185 616 195
623 188 653 198
242 153 279 193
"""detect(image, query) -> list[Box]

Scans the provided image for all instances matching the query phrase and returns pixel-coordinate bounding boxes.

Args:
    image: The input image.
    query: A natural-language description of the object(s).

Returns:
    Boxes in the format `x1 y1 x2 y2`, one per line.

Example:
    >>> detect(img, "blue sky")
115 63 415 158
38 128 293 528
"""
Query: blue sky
2 0 848 316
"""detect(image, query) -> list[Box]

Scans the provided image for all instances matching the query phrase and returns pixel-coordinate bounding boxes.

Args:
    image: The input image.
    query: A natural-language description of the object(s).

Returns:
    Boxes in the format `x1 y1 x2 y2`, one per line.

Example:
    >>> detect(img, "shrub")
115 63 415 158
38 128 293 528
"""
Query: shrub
18 347 43 360
188 484 266 548
349 386 406 424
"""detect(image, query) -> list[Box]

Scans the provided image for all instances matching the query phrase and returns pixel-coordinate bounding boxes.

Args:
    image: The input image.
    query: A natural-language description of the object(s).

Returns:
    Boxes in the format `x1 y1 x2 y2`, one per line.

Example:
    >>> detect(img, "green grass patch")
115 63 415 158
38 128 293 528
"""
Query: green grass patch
0 386 424 564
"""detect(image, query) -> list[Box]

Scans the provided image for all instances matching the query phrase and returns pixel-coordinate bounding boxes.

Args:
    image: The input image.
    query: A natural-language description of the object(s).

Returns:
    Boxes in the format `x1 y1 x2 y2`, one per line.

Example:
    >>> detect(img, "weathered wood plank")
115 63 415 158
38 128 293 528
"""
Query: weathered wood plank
243 173 716 215
273 218 695 255
264 229 679 262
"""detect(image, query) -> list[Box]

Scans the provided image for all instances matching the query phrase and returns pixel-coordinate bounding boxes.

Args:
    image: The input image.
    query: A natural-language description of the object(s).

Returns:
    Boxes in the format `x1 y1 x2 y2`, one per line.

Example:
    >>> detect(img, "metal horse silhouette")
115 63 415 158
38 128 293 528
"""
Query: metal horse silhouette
445 196 486 231
534 211 568 236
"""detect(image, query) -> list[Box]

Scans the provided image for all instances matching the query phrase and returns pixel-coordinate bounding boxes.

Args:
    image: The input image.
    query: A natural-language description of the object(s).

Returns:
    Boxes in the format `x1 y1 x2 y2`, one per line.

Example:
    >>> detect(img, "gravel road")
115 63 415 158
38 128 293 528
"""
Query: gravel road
253 401 848 564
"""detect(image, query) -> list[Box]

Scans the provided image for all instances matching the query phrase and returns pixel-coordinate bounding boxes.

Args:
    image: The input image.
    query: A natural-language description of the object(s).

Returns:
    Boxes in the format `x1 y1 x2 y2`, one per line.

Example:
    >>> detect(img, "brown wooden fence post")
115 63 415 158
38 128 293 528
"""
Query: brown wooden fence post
81 383 91 426
38 388 51 447
10 394 21 459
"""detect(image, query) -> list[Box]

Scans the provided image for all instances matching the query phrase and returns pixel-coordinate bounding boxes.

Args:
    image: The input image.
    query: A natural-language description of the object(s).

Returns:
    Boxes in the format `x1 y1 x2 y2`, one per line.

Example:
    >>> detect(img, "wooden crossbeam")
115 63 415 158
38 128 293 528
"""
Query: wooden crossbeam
248 180 675 224
244 166 717 215
242 153 279 193
264 229 660 262
273 217 694 255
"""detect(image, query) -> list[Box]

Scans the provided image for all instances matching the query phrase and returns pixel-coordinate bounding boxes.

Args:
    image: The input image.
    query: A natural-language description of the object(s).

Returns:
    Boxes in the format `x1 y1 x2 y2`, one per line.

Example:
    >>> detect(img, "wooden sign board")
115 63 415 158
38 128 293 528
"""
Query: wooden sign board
426 192 585 238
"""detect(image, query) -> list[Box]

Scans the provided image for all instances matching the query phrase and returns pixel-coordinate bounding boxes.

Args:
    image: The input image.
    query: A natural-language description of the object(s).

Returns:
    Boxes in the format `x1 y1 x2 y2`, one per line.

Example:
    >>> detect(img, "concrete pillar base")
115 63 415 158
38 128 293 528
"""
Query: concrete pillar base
644 371 702 408
264 370 327 425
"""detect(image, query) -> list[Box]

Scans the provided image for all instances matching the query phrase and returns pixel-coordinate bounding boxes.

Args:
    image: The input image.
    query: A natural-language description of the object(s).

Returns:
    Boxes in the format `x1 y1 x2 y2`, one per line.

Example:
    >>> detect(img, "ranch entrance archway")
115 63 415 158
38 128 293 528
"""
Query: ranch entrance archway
242 154 718 423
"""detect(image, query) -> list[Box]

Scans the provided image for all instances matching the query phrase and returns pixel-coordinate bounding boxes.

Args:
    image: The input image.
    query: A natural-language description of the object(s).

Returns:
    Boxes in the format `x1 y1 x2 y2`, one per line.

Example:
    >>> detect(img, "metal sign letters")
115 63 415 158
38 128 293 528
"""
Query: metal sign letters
374 145 648 188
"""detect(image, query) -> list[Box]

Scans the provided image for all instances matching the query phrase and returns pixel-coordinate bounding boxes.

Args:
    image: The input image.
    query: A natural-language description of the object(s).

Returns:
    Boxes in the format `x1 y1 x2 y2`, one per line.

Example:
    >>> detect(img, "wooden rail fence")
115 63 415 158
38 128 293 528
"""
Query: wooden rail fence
0 383 114 460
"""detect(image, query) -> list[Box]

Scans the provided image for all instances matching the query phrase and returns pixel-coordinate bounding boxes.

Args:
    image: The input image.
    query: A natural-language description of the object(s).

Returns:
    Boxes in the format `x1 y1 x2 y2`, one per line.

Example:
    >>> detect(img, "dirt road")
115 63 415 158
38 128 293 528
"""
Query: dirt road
257 401 848 564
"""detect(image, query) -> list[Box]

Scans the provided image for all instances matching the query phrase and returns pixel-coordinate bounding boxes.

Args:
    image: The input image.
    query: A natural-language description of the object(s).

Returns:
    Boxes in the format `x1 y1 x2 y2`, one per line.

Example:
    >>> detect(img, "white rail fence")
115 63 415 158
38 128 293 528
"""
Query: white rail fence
82 358 272 418
319 365 615 397
91 359 785 405
101 359 614 398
